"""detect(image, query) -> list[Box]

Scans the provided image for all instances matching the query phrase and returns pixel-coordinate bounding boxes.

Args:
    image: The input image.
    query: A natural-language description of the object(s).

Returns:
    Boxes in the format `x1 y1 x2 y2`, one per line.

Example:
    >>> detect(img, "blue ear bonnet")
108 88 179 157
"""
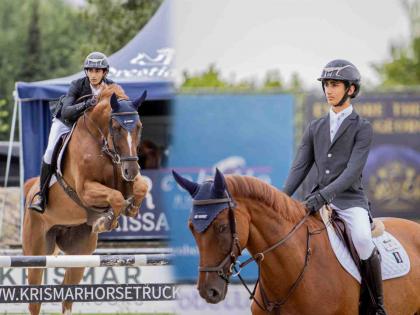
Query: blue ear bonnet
190 181 234 233
111 100 140 132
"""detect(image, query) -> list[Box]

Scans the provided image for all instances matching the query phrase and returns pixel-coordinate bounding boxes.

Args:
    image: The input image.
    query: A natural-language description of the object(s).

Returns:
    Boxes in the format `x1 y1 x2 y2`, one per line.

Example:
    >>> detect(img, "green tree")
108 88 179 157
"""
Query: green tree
79 0 163 57
288 71 304 93
262 69 283 89
181 64 229 89
374 0 420 87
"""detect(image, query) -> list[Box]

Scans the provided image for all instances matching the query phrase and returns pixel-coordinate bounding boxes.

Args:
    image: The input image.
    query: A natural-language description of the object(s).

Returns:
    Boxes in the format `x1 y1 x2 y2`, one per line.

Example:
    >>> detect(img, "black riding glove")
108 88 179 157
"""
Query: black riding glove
304 192 327 214
83 96 97 110
60 96 98 125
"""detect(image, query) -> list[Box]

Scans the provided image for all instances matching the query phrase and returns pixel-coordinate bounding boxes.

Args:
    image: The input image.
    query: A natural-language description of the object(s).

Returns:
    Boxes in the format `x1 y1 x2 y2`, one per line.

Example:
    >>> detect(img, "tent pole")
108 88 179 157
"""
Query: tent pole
0 90 18 238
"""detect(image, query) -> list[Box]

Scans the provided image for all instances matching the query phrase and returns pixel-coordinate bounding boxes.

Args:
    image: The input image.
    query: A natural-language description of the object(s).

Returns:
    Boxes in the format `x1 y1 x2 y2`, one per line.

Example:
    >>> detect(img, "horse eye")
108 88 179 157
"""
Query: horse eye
217 224 228 233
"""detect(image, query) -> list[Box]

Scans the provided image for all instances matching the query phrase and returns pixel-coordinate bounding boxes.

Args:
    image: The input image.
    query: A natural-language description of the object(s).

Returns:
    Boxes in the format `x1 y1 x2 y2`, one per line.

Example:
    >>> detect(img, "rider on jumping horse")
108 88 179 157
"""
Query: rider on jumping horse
29 51 115 213
283 59 387 315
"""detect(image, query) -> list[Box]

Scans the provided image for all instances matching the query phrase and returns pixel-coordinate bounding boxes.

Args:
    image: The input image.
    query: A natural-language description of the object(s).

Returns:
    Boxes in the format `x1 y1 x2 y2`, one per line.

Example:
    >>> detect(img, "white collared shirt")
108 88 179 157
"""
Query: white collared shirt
329 105 353 142
90 83 104 96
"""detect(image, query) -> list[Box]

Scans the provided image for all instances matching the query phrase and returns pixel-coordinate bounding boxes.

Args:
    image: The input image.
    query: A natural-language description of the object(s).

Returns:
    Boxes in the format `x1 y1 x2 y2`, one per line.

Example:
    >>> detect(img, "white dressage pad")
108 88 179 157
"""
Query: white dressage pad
49 124 77 187
320 208 410 283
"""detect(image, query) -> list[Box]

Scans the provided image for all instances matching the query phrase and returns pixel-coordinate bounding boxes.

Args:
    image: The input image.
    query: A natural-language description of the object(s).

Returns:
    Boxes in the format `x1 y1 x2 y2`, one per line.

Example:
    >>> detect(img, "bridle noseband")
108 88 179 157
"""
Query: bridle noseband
193 196 241 283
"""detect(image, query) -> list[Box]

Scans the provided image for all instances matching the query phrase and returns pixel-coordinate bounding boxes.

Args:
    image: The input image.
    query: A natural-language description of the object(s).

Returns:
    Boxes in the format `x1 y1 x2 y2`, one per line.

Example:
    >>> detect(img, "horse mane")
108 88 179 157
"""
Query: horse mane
100 83 128 100
225 175 306 223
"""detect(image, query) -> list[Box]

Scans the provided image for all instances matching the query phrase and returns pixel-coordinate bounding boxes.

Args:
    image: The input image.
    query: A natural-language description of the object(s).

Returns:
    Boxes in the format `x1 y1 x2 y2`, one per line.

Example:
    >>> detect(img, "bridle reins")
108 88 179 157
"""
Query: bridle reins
194 195 322 313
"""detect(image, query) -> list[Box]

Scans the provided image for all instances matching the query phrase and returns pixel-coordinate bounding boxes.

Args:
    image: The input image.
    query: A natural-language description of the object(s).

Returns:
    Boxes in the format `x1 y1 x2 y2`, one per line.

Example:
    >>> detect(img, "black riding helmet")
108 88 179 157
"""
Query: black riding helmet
84 51 109 70
318 59 361 106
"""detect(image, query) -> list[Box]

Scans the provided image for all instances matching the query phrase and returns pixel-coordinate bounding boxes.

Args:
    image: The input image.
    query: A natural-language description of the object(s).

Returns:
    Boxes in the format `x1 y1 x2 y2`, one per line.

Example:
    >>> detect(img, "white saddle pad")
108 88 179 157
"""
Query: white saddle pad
320 208 410 283
49 124 77 187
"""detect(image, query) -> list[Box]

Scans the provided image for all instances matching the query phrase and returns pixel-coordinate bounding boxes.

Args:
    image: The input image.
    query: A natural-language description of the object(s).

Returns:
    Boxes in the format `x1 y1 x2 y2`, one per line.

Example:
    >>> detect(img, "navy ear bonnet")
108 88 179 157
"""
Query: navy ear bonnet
110 93 141 132
190 181 234 233
172 169 235 233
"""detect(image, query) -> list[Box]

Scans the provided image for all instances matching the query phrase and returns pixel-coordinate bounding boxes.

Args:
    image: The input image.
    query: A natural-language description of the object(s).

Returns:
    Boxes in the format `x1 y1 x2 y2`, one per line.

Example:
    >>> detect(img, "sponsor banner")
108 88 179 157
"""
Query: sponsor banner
0 284 177 303
167 94 294 281
0 265 175 313
0 266 172 286
304 94 420 219
0 284 251 314
99 169 170 240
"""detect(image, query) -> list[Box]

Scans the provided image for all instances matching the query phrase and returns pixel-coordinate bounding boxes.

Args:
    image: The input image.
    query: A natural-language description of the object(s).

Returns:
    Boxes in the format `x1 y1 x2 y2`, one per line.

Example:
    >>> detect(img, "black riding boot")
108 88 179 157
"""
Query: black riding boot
360 247 388 315
29 161 53 213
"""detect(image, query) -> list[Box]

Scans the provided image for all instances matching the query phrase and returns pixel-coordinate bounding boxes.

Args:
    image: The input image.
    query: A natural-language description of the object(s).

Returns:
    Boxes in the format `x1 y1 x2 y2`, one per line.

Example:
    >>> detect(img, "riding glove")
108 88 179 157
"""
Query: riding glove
304 192 327 213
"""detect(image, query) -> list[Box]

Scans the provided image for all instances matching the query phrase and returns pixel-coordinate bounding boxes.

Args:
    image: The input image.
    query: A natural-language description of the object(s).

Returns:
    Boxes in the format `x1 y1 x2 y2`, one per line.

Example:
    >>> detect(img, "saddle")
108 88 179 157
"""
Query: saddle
320 206 409 279
327 207 385 272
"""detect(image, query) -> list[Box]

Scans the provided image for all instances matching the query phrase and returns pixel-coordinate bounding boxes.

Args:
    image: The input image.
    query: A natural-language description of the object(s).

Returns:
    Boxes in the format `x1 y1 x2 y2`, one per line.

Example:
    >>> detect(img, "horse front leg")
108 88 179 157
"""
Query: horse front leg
80 180 125 233
124 174 149 217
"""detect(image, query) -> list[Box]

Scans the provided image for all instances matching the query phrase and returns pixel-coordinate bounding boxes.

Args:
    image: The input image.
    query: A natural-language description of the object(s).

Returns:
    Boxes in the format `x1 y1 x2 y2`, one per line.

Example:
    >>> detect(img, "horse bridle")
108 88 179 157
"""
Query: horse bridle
193 193 318 313
193 195 241 283
83 106 141 182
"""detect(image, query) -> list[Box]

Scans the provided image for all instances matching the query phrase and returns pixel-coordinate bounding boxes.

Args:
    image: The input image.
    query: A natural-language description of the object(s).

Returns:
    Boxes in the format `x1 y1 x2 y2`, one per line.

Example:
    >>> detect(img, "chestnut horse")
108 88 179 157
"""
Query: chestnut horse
23 84 149 315
173 169 420 315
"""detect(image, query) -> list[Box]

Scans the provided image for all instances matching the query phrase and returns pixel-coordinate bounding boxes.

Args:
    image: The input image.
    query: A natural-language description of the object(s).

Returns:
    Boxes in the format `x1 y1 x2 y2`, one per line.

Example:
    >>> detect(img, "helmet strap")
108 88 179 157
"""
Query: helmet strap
333 88 350 107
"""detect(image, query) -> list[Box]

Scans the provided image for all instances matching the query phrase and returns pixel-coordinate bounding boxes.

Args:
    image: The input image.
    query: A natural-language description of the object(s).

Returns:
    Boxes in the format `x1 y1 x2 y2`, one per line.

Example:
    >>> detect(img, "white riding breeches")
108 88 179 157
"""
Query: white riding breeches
330 205 375 260
43 118 71 164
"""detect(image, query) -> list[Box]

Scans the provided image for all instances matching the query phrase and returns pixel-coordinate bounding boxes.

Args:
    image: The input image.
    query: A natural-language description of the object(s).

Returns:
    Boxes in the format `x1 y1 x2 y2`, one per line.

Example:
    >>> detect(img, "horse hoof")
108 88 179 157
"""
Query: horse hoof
110 219 119 230
124 206 139 218
92 217 109 233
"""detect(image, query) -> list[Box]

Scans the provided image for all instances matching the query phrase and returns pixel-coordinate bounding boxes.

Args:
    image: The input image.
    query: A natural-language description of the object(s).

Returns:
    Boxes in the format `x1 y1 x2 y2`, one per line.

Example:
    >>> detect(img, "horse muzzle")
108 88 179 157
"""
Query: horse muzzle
197 274 228 304
120 160 139 182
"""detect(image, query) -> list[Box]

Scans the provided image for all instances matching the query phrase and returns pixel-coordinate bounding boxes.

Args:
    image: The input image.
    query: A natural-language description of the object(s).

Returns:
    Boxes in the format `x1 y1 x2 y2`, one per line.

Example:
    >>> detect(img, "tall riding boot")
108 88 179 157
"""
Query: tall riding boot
360 247 388 315
29 161 53 213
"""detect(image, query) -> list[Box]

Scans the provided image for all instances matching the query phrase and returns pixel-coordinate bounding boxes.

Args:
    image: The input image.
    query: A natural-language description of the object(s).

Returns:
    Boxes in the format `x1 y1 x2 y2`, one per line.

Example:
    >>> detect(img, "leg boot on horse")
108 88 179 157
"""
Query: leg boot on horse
29 161 53 213
361 247 388 315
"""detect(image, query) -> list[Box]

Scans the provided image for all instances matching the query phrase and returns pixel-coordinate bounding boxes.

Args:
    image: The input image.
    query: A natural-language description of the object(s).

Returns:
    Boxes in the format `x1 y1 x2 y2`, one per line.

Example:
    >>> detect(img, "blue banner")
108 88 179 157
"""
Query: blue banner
166 94 294 282
99 169 170 240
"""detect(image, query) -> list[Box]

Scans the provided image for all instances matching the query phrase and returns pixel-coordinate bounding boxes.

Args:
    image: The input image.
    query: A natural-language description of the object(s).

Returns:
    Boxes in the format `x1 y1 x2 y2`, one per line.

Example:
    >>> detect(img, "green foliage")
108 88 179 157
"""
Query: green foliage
80 0 163 57
374 0 420 88
180 65 304 93
181 64 229 89
262 69 283 89
0 99 9 133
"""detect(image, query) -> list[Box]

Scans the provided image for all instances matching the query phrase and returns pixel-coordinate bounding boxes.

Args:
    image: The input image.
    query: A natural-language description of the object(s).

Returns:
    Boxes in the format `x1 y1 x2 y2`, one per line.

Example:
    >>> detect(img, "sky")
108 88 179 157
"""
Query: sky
174 0 412 88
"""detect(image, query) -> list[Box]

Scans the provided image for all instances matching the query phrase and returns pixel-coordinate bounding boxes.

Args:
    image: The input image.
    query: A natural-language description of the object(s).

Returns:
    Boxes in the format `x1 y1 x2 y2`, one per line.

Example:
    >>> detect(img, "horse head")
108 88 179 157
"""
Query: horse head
92 86 147 182
173 169 244 304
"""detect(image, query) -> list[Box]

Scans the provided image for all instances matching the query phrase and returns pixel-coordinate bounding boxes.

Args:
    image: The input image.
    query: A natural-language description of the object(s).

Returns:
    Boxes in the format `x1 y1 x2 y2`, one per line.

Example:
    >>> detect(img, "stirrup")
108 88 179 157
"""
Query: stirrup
28 192 45 213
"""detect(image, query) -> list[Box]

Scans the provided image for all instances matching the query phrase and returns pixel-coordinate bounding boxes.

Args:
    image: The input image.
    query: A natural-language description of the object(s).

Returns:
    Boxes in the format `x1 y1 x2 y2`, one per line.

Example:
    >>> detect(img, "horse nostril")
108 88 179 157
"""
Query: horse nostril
124 169 129 176
208 288 220 299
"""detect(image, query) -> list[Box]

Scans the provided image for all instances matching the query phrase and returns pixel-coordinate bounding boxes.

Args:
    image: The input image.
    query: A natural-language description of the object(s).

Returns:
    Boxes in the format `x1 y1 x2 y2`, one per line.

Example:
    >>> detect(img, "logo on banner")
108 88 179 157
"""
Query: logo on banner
109 48 174 78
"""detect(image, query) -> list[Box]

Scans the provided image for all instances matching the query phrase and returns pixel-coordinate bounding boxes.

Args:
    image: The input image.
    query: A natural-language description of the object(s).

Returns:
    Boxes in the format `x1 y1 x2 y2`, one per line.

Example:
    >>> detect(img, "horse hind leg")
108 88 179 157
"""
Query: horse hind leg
56 224 98 314
61 267 87 314
27 268 43 315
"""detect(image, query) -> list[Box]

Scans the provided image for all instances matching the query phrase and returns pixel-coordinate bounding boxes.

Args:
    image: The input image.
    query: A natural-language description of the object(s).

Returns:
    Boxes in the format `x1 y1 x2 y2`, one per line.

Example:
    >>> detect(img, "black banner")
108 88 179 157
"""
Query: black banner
304 93 419 219
0 283 178 303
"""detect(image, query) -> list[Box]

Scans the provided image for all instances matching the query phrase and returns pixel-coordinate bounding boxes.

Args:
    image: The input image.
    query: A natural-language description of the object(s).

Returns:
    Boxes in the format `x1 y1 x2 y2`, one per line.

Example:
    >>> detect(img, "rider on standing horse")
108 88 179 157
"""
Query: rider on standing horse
283 59 387 314
29 51 115 213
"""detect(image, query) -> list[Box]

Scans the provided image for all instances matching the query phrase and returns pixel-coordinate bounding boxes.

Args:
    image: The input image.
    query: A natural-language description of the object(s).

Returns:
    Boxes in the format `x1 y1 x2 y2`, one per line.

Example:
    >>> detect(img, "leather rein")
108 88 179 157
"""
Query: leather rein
194 196 321 313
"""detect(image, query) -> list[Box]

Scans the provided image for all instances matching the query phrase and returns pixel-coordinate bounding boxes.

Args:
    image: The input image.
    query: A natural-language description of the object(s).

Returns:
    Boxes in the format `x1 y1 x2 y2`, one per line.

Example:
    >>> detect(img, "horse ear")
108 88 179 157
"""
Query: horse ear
213 168 226 196
133 90 147 109
110 93 119 111
172 170 199 197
